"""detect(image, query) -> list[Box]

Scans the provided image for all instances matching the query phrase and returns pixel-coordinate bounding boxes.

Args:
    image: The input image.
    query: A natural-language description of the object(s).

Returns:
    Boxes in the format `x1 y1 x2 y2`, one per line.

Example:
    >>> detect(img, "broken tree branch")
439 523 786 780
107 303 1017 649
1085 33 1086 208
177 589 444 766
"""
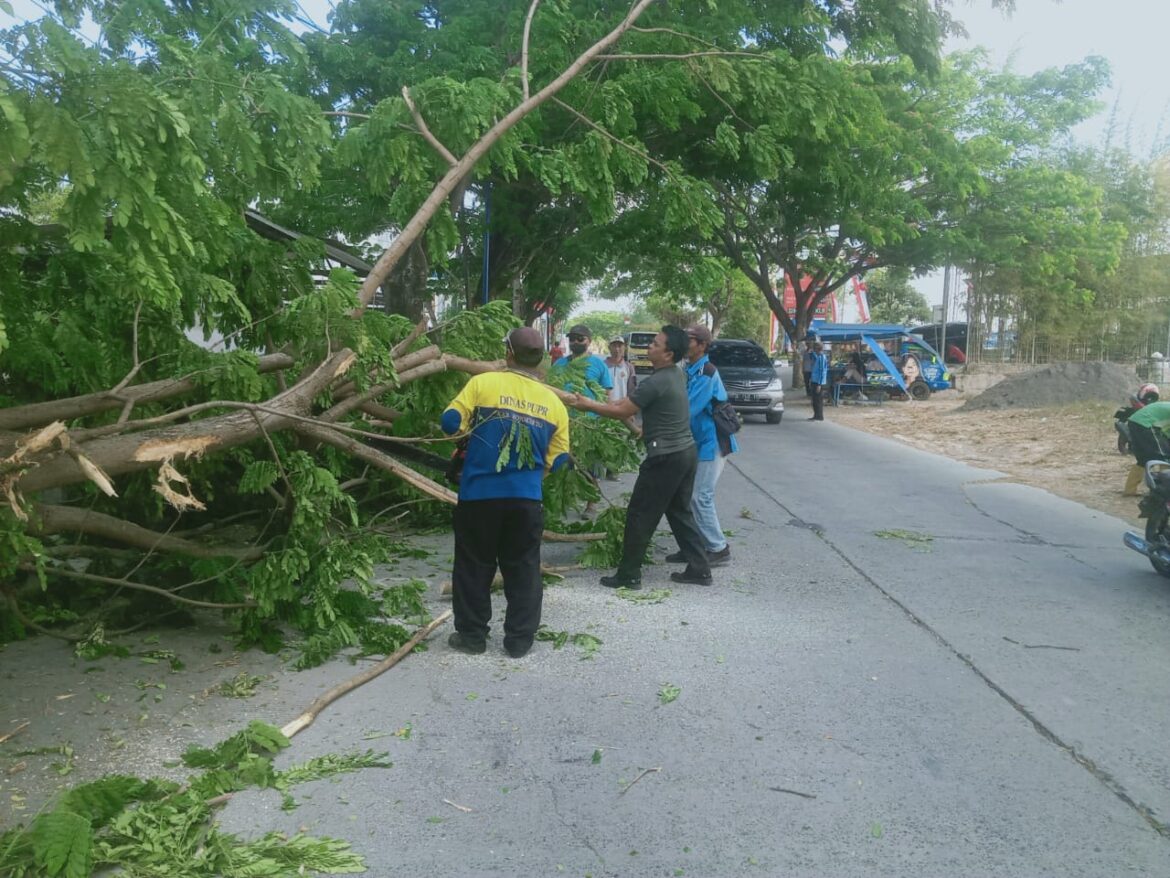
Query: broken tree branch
402 86 458 167
390 318 431 360
18 564 257 610
356 0 658 309
297 421 459 505
551 97 673 176
30 504 264 561
13 349 356 495
0 352 295 432
521 0 541 101
281 609 453 739
595 50 763 60
620 766 661 795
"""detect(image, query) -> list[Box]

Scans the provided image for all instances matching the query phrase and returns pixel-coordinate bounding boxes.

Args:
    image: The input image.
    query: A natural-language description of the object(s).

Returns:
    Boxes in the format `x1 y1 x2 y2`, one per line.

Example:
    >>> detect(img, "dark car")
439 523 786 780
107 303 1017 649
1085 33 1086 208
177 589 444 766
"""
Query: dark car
910 322 969 362
707 339 785 424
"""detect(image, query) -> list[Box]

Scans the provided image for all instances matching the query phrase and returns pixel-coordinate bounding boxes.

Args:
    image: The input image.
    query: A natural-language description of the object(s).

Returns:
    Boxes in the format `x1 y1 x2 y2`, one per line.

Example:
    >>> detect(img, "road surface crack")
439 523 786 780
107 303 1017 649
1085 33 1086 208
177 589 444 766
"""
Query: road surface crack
729 458 1170 840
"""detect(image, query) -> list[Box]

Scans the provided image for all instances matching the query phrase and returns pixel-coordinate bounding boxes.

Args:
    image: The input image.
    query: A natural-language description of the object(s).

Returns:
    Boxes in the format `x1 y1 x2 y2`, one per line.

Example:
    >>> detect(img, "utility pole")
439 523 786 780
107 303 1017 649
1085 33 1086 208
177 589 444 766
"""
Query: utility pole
940 265 952 355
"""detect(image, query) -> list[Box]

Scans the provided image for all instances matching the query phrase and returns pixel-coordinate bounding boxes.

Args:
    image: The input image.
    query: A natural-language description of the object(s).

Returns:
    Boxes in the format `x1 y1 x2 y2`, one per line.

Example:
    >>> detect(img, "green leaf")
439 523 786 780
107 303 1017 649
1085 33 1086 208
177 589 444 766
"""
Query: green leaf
59 776 172 827
658 683 681 704
31 811 91 878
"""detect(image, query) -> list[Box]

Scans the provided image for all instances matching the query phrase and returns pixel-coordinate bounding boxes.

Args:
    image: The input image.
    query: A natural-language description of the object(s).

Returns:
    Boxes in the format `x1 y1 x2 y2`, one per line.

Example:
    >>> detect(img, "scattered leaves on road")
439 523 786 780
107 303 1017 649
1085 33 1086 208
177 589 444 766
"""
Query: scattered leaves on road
874 529 933 551
658 684 681 704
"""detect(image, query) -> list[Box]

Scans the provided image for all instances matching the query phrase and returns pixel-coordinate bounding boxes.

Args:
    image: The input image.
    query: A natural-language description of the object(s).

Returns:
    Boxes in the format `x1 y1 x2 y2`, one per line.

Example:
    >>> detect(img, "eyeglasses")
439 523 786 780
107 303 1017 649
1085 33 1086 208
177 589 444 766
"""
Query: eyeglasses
502 335 512 349
568 334 588 342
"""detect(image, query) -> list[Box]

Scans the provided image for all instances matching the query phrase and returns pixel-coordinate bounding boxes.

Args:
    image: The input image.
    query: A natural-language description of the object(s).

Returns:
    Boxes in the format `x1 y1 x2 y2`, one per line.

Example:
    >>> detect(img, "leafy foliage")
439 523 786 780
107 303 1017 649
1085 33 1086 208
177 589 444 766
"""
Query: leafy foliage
865 268 932 324
573 507 638 569
0 722 384 877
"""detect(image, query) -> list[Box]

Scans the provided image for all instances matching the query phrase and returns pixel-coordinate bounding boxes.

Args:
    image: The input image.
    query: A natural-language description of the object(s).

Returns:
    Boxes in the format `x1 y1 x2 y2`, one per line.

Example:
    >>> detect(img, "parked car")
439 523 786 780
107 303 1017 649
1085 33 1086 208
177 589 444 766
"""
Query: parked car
910 322 969 362
707 339 785 424
623 330 657 375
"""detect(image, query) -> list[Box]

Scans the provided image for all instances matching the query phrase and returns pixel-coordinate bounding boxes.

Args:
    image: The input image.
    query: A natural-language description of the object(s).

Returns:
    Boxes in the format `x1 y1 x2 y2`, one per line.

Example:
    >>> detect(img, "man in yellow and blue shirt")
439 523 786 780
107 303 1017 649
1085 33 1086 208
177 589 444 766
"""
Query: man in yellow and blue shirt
440 327 571 658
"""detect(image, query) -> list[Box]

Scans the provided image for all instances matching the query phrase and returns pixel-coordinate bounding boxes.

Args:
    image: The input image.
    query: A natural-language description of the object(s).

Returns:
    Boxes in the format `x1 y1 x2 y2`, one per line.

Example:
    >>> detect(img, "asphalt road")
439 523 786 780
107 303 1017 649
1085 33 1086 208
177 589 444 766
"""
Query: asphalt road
223 407 1170 877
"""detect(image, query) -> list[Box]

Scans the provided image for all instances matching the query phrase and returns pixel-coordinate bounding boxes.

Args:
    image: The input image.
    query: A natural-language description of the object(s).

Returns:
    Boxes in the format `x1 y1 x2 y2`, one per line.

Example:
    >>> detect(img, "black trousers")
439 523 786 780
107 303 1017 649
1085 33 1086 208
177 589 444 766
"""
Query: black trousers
452 499 544 648
618 446 711 579
1130 423 1168 466
810 383 825 420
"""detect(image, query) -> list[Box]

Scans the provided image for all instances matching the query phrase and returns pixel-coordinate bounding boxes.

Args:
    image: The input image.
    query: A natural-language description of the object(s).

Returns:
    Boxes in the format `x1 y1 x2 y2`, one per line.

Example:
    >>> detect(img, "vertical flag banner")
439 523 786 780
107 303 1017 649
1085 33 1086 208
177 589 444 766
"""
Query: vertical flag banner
851 276 871 323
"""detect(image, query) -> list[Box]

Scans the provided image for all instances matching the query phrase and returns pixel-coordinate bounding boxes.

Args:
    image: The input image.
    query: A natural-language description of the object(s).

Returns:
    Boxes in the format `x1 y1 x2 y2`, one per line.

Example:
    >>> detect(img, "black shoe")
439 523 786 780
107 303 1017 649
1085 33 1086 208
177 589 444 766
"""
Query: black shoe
671 568 713 586
600 573 641 589
448 632 486 655
668 548 729 566
707 546 731 567
504 639 533 659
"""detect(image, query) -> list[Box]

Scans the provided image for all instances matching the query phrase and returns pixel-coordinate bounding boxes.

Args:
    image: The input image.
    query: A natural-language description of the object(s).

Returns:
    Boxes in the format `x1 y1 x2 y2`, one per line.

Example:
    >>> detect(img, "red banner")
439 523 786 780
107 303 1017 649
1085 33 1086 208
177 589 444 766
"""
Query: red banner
783 274 836 321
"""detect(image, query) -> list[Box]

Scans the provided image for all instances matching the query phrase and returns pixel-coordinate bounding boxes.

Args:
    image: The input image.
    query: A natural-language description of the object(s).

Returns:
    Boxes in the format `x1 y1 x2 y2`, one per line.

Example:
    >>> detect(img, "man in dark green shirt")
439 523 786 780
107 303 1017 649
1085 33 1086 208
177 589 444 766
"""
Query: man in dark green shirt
569 326 713 587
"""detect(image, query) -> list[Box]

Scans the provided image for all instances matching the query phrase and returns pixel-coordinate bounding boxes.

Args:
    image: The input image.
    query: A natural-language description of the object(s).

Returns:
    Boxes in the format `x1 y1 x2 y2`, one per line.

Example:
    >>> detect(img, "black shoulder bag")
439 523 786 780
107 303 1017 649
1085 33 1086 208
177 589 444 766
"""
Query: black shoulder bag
702 362 741 455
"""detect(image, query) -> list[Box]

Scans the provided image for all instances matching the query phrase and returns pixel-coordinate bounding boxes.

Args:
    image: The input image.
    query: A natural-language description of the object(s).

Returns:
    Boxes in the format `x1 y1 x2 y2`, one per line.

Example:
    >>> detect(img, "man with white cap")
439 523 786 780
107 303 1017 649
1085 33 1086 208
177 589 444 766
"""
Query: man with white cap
605 336 637 403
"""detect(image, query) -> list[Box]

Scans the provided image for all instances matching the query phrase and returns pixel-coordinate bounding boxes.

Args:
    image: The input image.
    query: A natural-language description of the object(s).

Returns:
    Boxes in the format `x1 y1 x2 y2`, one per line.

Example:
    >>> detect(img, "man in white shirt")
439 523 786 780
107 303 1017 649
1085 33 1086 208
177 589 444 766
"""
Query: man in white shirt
605 337 637 402
604 336 640 479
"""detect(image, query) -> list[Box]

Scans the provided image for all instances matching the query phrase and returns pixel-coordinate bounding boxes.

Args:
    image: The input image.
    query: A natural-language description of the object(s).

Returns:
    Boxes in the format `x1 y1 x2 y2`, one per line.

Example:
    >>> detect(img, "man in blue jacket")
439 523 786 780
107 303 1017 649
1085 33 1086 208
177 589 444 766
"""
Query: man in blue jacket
664 325 737 567
440 327 571 658
808 341 829 421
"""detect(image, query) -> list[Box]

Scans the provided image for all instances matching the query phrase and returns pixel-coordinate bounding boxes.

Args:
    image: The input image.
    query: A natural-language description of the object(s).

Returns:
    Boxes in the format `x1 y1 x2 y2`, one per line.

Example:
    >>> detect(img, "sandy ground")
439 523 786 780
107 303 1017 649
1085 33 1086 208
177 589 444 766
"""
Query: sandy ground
818 390 1142 526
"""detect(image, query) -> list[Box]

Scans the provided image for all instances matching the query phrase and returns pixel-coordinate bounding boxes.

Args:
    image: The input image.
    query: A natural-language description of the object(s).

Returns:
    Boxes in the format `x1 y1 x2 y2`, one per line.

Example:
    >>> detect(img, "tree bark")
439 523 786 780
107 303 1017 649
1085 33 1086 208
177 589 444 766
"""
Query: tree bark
30 504 264 561
380 240 431 324
0 353 295 432
13 349 356 495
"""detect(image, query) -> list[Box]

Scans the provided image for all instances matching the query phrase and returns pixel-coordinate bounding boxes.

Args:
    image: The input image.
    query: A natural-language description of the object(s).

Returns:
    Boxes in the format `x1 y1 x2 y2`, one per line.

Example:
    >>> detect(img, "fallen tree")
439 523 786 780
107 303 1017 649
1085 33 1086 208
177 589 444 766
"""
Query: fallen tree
0 298 638 661
0 0 666 658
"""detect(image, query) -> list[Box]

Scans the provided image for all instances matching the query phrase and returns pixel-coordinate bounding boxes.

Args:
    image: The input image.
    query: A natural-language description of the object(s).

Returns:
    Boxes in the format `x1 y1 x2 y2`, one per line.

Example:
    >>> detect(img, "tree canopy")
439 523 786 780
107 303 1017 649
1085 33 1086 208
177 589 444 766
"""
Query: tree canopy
865 268 931 325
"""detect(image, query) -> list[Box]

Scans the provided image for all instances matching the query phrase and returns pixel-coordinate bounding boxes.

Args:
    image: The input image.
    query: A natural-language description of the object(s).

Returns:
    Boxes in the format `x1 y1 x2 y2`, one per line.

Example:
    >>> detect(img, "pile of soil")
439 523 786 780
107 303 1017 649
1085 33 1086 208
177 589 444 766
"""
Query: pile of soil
963 361 1138 411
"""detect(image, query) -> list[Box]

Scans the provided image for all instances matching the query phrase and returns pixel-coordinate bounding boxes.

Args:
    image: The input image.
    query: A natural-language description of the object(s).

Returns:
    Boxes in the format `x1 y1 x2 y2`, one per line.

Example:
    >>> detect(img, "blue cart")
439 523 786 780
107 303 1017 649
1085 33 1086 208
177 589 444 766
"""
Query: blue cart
808 322 953 401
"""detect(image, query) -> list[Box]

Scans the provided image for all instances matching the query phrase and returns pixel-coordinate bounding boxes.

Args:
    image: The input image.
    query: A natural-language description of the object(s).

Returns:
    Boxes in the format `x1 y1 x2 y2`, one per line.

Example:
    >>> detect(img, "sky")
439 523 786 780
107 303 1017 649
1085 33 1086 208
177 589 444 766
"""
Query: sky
6 0 1167 319
902 0 1170 318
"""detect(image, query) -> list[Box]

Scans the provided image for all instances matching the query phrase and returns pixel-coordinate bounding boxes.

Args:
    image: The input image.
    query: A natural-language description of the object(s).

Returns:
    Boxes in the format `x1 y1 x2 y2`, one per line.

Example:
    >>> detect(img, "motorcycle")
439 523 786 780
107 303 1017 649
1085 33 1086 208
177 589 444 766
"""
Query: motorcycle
1123 460 1170 578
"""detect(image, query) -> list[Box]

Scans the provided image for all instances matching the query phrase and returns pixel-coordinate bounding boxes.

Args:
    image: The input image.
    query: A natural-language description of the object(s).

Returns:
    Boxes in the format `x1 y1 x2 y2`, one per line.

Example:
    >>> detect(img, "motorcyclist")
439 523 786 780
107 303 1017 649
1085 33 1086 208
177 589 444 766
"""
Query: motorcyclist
1116 383 1159 458
1124 395 1170 495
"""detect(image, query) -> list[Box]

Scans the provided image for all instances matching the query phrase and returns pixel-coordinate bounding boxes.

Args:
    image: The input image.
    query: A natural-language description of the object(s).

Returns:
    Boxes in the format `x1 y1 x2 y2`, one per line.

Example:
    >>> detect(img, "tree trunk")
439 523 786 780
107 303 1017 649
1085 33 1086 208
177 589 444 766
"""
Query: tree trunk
381 240 431 324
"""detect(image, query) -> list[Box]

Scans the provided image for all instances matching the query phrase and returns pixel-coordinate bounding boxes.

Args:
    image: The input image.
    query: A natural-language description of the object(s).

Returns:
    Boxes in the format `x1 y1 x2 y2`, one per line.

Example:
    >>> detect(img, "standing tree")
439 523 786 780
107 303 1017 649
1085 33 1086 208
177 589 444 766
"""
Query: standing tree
865 268 931 325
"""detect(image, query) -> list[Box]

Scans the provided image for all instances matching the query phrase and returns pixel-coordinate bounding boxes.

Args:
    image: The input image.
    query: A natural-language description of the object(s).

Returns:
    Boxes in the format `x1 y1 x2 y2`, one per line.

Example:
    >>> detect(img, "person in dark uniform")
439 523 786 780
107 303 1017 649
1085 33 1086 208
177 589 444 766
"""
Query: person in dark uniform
440 327 571 657
569 325 713 588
